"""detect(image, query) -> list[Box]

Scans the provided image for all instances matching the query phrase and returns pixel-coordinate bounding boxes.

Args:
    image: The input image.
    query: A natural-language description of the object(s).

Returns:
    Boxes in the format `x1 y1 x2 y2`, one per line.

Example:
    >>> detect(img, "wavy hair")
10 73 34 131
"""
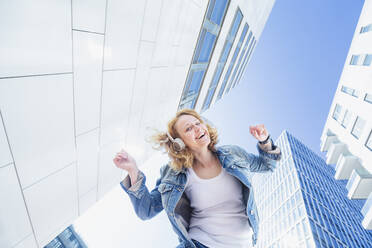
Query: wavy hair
148 109 218 171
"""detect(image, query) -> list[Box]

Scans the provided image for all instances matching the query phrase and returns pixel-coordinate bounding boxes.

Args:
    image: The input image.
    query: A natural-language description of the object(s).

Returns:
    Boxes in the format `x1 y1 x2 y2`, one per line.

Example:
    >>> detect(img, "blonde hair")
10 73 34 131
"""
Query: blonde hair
149 109 218 171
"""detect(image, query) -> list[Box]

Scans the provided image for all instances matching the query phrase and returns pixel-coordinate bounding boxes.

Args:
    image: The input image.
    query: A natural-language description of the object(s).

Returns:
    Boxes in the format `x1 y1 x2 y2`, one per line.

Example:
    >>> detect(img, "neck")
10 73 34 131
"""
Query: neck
192 146 217 169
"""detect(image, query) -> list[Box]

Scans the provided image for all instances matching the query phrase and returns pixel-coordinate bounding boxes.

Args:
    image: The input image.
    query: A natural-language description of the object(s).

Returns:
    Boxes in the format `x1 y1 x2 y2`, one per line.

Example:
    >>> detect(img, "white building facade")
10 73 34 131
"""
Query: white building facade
0 0 275 247
320 0 372 231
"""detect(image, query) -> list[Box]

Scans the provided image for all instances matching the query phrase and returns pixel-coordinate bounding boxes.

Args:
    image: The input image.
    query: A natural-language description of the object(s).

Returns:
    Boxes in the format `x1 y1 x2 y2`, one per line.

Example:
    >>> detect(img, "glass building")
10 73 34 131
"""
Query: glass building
253 131 372 247
44 226 87 248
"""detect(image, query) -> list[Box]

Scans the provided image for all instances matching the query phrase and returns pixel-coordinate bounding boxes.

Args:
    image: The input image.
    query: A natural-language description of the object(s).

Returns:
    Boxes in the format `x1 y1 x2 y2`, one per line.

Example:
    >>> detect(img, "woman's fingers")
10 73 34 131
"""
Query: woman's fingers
249 126 258 138
249 124 268 140
113 158 121 166
249 126 256 134
254 124 265 136
114 155 122 163
116 151 128 158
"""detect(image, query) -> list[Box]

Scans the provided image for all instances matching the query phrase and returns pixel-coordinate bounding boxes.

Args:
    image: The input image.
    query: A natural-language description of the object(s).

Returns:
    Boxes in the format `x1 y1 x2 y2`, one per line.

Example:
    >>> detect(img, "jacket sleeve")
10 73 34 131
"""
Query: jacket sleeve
120 166 165 220
237 138 281 173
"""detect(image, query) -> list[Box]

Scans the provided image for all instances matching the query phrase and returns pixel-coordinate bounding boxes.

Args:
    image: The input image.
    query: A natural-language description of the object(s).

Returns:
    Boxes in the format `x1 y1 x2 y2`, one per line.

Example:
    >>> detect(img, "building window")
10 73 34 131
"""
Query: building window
332 104 342 122
364 93 372 104
350 54 372 66
180 69 206 109
366 130 372 151
350 55 360 65
221 23 249 96
207 0 229 25
360 23 372 33
228 30 253 91
363 54 372 66
200 7 243 111
351 116 366 139
193 30 217 63
178 0 229 110
352 89 360 97
235 39 256 87
340 85 359 98
341 110 352 129
202 87 215 112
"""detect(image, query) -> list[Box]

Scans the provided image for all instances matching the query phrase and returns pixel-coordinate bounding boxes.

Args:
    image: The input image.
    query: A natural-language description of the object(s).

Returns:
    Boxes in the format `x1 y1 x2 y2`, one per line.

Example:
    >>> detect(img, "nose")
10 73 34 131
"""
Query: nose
195 124 202 133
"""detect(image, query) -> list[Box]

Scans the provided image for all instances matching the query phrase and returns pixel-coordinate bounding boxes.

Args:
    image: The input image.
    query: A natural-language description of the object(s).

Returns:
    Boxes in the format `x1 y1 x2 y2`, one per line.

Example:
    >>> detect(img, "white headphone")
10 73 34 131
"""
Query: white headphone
166 131 186 152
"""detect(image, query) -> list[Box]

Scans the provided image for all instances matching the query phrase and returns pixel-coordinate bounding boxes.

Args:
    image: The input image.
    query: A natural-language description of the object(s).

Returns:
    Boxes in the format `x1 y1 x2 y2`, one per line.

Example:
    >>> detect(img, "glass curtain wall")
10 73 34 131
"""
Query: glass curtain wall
178 0 229 110
219 23 249 96
252 131 372 248
201 8 243 111
234 38 256 88
227 30 252 91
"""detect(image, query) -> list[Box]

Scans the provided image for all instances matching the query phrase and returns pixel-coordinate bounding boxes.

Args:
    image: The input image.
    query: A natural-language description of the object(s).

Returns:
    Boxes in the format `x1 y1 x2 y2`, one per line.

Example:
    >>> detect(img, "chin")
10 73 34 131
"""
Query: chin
202 138 211 147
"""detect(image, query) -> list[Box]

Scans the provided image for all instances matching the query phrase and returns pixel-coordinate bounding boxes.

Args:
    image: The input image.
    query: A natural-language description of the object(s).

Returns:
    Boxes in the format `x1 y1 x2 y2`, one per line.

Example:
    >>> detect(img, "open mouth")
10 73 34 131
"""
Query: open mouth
198 132 206 139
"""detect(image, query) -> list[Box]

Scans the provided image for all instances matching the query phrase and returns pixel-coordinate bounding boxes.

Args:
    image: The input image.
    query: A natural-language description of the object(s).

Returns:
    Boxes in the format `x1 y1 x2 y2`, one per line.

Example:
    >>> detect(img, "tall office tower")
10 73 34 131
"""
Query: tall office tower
44 226 87 248
0 0 275 247
253 131 372 248
177 0 275 112
320 0 372 230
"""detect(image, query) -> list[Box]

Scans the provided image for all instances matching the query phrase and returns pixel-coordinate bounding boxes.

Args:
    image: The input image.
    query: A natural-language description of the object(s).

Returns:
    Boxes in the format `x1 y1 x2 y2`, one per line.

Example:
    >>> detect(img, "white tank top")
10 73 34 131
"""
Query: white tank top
185 166 252 248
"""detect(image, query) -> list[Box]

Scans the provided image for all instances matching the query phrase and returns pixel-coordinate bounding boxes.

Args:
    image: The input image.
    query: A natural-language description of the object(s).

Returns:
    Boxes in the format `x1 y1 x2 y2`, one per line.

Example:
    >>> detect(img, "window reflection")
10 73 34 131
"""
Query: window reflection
351 116 366 139
179 0 229 110
201 8 243 111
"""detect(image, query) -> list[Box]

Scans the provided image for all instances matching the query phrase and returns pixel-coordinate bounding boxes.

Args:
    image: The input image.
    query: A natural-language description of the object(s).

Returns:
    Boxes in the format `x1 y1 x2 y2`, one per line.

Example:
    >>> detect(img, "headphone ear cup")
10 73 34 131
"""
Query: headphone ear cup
166 131 185 152
173 138 186 151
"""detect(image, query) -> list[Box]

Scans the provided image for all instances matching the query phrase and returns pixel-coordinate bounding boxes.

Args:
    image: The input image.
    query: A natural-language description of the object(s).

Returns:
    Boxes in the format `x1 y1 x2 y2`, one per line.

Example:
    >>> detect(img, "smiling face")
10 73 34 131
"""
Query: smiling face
174 114 210 152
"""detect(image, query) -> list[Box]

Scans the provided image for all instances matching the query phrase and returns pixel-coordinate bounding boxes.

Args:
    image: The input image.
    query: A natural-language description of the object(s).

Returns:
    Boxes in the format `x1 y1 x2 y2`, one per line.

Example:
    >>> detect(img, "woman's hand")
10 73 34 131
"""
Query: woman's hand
249 124 269 142
113 149 138 171
113 149 139 185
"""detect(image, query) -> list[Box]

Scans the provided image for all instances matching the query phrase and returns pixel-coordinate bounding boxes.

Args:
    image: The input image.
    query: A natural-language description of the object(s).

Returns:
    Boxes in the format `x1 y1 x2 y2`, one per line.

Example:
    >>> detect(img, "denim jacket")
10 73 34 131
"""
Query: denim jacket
120 139 281 248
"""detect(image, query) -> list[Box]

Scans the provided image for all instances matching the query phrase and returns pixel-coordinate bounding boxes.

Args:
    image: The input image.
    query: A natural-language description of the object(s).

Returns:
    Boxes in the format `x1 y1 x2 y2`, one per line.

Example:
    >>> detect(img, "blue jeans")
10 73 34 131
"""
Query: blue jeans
191 239 209 248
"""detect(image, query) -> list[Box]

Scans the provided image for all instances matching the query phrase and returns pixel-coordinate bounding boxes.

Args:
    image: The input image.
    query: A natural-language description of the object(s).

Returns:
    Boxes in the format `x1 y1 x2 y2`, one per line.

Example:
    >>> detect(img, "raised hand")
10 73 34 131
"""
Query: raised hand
113 149 138 173
249 124 269 142
113 149 139 185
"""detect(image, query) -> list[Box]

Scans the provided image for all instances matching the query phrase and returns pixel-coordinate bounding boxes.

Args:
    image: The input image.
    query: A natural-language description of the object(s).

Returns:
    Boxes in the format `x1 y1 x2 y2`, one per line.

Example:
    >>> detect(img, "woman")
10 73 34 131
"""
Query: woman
113 109 281 248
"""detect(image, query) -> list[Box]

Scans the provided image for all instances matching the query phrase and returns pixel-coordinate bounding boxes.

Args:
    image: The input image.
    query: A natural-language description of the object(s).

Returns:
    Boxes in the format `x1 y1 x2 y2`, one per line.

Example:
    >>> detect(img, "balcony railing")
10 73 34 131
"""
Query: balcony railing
346 168 372 199
320 130 338 152
326 142 348 165
334 154 362 180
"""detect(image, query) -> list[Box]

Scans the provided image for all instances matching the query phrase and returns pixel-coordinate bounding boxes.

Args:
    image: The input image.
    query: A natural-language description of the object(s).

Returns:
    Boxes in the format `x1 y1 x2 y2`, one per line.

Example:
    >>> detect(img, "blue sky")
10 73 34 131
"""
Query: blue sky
204 0 365 159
